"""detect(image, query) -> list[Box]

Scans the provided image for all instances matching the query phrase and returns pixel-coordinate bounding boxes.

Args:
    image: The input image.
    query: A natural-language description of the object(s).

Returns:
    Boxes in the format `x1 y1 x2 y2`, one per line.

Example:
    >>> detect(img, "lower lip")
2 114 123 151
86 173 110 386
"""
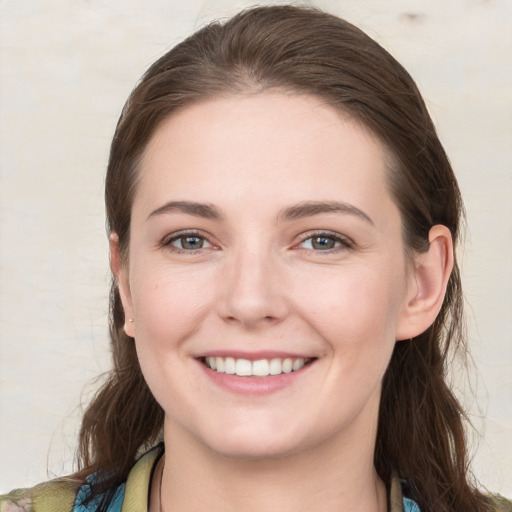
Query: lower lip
197 360 313 395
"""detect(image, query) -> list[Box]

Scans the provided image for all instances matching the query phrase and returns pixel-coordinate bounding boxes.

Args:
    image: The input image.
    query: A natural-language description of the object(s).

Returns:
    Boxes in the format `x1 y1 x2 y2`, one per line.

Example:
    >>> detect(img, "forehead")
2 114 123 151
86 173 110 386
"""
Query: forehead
135 92 397 224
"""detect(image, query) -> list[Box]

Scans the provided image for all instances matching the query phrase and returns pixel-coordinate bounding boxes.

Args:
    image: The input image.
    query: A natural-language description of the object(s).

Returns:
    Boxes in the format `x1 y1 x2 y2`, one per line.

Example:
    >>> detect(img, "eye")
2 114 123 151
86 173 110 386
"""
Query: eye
164 232 214 252
298 232 353 252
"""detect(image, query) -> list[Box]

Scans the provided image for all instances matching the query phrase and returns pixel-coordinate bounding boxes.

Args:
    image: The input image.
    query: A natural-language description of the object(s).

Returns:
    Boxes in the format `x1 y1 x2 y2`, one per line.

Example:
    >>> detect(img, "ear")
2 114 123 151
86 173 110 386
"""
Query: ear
396 225 454 341
109 233 135 338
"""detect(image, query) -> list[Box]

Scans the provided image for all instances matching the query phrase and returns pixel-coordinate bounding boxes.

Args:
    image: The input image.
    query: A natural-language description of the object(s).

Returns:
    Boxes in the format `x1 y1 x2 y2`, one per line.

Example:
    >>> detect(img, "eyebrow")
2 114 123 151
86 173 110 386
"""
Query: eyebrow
147 199 373 225
279 201 374 225
147 201 222 220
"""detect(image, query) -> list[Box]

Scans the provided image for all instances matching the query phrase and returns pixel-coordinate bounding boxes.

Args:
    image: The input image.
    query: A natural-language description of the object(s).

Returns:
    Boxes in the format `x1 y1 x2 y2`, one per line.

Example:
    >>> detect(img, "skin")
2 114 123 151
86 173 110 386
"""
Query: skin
111 92 453 512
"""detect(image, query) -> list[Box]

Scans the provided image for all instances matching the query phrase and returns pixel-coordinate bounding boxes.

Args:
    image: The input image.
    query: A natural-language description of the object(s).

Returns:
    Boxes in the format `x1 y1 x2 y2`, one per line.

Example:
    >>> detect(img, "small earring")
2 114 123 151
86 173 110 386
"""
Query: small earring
128 318 134 322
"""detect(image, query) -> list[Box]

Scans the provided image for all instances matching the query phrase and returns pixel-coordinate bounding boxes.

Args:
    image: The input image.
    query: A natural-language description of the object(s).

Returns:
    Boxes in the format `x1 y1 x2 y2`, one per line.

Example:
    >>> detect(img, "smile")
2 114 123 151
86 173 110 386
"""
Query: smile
203 356 312 377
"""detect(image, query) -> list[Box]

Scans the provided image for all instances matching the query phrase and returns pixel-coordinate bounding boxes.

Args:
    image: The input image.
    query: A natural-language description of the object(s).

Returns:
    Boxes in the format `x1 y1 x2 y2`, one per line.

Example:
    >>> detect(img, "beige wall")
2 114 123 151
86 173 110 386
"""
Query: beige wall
1 0 510 494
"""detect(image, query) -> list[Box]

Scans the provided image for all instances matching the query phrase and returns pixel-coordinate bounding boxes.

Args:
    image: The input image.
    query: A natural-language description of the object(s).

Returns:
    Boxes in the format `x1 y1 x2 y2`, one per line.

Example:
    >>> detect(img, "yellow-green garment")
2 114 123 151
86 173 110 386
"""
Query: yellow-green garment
1 448 510 511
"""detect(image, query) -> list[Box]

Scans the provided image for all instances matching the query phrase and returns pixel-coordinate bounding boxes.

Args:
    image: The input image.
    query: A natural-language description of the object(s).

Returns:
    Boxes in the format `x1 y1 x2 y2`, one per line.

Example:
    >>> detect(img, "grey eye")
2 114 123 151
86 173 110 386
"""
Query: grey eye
301 235 341 251
310 236 337 250
172 235 205 250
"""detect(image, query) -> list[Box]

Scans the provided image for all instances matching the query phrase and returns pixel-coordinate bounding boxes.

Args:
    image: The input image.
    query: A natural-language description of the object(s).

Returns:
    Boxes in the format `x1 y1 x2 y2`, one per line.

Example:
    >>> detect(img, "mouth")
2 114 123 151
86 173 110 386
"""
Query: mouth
200 356 314 377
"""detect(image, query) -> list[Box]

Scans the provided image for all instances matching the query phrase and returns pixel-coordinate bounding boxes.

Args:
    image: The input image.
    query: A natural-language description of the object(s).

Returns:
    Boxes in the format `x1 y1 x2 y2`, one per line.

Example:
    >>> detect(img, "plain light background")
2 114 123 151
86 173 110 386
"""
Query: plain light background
1 0 511 495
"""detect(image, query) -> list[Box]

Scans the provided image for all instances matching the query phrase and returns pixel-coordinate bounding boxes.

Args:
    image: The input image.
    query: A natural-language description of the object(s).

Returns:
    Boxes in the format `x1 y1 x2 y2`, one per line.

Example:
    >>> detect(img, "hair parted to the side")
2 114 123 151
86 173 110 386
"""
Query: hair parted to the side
77 5 493 511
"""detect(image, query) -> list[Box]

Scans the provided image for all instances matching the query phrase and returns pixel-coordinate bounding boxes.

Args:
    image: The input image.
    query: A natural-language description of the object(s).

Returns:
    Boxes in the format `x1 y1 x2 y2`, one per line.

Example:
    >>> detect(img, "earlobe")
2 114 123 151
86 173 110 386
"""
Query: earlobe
396 225 454 341
109 233 135 338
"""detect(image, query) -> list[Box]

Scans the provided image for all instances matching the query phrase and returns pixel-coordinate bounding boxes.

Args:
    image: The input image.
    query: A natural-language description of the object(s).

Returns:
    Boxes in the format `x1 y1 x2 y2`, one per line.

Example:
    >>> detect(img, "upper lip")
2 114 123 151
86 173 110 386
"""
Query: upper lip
196 350 316 361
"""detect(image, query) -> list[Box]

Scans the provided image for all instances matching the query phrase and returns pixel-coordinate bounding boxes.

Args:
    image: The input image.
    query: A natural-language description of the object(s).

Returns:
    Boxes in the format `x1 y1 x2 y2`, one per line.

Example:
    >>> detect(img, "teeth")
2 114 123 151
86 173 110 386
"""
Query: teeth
282 358 293 373
269 358 282 375
235 359 252 376
204 356 309 377
252 359 270 377
292 358 303 371
224 357 236 375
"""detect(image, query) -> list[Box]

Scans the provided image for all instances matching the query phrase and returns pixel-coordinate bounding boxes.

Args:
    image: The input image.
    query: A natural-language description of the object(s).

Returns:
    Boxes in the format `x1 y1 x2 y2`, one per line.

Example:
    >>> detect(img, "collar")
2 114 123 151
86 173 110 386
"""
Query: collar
120 447 162 512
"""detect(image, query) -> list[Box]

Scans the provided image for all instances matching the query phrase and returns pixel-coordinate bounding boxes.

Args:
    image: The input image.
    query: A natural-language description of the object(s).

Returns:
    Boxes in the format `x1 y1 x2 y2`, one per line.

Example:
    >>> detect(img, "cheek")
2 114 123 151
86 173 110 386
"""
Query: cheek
127 267 218 408
130 263 215 344
129 267 214 413
297 261 408 355
301 265 408 416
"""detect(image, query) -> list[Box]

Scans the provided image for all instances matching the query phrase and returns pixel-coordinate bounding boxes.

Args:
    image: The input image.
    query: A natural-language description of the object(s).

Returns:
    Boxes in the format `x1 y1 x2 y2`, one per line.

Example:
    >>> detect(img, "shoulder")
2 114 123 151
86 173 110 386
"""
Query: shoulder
0 478 126 512
0 479 79 512
1 445 161 512
490 494 512 512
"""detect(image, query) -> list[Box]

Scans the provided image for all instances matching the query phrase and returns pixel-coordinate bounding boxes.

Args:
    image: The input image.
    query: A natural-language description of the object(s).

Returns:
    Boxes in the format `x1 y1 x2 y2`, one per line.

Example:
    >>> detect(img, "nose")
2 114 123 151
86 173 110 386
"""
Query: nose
218 245 289 329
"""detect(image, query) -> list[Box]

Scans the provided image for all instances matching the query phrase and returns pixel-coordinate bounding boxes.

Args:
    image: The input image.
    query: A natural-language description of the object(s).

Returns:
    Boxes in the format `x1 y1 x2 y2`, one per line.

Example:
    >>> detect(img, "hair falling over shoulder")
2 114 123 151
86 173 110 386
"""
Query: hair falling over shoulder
76 6 497 511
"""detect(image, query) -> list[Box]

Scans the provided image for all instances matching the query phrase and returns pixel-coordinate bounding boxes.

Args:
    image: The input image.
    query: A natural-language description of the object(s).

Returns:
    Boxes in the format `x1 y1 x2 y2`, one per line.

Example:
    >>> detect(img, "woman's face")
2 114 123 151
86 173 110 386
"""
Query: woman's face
118 92 416 459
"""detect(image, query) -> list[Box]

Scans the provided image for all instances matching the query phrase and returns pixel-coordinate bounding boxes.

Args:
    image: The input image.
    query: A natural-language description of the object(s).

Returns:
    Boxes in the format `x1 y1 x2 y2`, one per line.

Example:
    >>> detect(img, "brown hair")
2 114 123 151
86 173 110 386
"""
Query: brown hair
77 6 493 511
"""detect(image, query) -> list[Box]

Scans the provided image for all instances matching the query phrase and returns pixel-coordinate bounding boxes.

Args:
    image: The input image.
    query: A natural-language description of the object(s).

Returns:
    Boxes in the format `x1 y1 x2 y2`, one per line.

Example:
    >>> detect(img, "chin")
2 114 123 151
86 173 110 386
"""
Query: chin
197 422 311 461
208 439 300 461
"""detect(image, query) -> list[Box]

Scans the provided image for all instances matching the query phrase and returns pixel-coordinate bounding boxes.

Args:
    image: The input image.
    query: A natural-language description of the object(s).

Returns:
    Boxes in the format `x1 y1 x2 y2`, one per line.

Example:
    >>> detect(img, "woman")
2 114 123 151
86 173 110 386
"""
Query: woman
1 5 510 512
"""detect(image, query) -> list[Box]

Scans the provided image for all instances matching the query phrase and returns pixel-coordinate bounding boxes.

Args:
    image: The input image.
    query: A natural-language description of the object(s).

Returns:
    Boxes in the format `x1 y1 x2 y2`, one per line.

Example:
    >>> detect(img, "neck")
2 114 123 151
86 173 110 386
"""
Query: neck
154 420 387 512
